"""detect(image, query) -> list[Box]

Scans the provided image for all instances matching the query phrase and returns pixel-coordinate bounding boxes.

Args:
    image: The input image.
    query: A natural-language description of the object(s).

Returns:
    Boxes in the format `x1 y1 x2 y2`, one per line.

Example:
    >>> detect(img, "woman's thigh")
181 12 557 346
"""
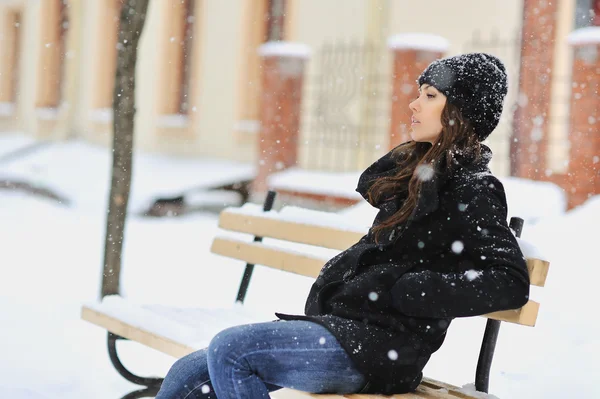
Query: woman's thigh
207 320 367 394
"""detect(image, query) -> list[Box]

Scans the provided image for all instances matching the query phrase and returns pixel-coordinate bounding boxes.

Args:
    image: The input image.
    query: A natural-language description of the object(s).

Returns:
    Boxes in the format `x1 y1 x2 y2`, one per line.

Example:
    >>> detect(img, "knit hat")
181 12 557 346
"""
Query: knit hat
417 53 508 142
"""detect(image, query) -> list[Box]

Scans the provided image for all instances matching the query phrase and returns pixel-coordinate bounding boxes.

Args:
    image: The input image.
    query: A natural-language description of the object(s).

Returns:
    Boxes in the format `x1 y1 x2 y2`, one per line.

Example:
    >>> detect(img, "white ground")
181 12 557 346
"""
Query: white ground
0 134 597 398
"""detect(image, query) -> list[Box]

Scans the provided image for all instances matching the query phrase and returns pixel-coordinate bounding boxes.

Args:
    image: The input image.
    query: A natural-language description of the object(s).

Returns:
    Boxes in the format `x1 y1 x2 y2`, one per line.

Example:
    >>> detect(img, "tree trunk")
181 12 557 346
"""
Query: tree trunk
101 0 150 298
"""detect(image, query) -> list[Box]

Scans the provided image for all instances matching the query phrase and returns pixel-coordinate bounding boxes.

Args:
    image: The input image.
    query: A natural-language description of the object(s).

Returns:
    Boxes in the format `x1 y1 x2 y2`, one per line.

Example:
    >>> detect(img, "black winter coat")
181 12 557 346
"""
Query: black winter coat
276 143 530 394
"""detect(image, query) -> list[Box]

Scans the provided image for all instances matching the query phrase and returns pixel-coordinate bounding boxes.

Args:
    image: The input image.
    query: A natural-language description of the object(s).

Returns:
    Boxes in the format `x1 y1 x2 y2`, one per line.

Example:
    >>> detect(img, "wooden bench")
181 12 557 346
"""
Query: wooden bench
81 191 550 399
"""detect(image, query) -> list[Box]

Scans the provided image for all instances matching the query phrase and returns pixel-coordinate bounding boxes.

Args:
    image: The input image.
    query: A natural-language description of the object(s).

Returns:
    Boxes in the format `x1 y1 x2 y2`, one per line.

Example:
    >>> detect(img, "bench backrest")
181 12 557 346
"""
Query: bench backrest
210 204 550 327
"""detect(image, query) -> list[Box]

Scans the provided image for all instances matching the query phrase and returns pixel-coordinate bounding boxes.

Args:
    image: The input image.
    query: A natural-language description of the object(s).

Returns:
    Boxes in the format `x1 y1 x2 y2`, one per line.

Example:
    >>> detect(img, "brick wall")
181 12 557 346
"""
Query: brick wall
511 0 559 179
564 30 600 208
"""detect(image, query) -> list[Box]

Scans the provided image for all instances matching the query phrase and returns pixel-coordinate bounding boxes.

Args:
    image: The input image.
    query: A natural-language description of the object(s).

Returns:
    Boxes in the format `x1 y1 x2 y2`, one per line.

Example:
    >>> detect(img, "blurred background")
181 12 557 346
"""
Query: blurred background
0 1 599 398
0 0 597 211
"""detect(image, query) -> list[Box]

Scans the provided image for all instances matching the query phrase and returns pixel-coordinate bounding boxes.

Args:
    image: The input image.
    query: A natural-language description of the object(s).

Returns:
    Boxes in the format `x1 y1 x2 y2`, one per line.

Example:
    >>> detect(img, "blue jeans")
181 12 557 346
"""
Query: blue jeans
155 320 367 399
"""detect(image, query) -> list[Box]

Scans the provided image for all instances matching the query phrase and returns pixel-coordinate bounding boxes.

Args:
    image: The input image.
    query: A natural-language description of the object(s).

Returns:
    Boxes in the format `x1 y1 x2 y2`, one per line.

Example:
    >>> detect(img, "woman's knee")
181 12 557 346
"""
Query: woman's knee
207 324 249 361
157 349 210 399
165 349 209 385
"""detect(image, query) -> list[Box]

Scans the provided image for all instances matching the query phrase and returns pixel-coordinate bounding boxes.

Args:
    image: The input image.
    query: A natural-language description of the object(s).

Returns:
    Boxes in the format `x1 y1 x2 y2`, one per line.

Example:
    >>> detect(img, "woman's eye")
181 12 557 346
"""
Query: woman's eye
427 94 435 99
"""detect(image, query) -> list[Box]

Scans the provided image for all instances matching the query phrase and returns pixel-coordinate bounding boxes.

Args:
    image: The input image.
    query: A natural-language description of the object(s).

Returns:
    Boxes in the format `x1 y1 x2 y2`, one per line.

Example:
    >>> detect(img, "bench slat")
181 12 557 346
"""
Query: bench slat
526 258 550 287
419 378 472 398
271 386 472 399
211 237 540 326
483 299 539 327
211 236 325 279
81 305 194 358
218 210 549 287
218 209 363 251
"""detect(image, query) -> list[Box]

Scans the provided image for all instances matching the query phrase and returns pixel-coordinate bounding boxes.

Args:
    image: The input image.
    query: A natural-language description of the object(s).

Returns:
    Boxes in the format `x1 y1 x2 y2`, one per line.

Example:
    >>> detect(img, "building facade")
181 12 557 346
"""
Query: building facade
0 0 598 206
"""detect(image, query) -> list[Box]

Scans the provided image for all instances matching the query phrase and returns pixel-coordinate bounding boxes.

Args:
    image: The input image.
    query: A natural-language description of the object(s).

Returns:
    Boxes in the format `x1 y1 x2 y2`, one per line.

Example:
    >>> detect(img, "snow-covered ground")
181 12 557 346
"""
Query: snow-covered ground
0 133 598 398
0 133 255 214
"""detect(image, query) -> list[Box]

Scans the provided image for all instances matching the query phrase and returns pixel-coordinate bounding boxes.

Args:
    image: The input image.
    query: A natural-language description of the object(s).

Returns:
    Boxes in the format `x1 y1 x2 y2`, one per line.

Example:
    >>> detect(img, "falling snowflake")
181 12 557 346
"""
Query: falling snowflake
201 385 211 394
465 269 482 281
319 337 326 345
368 292 379 301
388 350 398 361
451 241 464 254
415 164 435 181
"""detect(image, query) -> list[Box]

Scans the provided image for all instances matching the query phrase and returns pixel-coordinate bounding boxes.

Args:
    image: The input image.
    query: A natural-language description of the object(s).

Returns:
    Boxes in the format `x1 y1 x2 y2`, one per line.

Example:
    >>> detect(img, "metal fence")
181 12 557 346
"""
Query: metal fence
298 31 573 176
298 41 391 172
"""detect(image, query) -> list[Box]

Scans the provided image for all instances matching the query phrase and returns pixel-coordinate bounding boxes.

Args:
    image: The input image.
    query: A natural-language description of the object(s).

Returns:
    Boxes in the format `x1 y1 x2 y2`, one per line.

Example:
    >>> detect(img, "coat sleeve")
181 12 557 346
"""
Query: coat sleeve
390 176 530 319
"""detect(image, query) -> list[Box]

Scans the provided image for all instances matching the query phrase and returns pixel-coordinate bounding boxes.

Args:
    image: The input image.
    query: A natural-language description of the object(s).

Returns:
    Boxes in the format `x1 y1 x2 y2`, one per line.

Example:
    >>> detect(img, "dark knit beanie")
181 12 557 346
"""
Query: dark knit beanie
417 53 508 142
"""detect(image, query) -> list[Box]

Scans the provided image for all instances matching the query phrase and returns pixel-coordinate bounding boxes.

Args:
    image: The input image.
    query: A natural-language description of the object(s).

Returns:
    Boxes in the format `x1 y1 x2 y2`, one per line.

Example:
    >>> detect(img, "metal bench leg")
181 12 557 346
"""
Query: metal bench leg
120 387 161 399
474 217 525 393
475 319 501 393
107 333 163 398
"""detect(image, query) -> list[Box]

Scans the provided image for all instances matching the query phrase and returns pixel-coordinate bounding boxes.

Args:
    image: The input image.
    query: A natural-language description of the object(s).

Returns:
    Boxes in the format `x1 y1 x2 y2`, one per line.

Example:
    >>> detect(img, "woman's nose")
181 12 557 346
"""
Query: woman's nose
409 97 419 112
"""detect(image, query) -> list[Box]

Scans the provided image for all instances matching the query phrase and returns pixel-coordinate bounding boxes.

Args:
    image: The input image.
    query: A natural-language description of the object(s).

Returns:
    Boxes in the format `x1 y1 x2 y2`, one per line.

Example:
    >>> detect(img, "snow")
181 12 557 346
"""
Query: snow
501 176 567 224
228 202 370 233
234 119 261 134
258 42 311 59
0 102 15 117
516 237 548 261
86 295 274 349
155 114 190 128
269 168 566 225
89 108 113 123
567 26 600 45
0 136 255 213
268 167 364 200
0 132 36 159
387 33 450 53
35 107 60 120
1 133 598 398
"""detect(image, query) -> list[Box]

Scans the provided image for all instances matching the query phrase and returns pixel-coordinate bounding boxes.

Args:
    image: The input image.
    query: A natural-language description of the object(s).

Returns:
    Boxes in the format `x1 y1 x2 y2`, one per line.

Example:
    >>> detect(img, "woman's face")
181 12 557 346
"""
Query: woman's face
408 84 447 144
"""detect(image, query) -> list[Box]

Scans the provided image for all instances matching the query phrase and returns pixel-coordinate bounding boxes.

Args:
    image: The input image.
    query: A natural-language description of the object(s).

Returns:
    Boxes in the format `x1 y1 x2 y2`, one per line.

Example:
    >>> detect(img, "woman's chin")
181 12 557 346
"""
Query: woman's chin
409 128 422 142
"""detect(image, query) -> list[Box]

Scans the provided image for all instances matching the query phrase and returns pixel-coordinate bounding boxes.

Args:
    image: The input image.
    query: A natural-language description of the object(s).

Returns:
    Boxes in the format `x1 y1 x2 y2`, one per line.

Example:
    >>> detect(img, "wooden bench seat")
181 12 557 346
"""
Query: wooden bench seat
82 297 471 398
81 194 550 398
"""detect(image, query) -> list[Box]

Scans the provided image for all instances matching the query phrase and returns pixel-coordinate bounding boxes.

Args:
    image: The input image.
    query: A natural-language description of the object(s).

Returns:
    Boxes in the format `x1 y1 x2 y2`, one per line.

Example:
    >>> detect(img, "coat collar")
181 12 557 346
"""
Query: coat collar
356 142 493 223
409 144 493 222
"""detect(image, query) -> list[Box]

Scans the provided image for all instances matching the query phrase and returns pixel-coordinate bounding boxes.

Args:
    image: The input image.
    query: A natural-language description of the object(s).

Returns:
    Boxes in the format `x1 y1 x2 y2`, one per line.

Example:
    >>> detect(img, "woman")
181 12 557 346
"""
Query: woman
156 53 530 398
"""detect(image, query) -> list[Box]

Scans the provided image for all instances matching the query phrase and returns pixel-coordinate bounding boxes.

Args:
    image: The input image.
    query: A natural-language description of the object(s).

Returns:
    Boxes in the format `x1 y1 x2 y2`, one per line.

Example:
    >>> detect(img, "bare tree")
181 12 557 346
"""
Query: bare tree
101 0 150 298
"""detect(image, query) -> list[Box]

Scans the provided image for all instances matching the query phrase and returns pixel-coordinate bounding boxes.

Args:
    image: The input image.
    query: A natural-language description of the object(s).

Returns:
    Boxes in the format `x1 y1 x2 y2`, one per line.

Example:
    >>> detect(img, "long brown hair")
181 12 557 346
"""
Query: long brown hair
368 102 481 242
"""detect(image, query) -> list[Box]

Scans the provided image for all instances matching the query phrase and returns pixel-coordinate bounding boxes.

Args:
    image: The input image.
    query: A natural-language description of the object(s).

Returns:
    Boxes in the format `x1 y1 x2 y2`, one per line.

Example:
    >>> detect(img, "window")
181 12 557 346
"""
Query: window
574 0 596 28
266 0 287 41
92 0 122 113
37 0 69 109
0 8 22 113
235 0 289 136
158 0 197 118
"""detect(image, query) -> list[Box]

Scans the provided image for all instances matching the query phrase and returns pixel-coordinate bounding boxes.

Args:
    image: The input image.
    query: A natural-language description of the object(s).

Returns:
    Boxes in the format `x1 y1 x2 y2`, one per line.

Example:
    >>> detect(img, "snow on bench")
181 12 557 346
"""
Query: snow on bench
267 167 363 201
267 168 567 223
225 203 550 262
0 140 256 212
82 296 274 358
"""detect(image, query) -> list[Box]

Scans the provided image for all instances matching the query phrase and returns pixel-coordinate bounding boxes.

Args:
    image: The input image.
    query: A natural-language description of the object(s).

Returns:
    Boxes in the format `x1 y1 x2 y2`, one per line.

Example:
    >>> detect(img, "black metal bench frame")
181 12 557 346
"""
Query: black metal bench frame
106 190 523 398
